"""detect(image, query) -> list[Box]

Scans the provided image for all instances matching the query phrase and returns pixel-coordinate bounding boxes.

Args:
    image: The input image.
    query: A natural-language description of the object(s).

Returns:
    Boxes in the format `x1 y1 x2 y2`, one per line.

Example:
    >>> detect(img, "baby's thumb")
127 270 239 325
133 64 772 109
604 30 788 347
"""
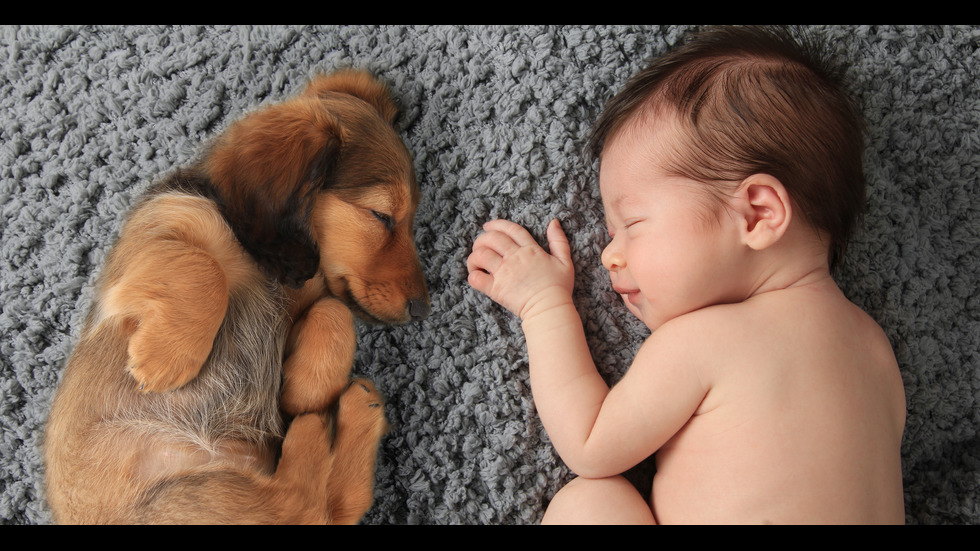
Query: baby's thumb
546 219 572 264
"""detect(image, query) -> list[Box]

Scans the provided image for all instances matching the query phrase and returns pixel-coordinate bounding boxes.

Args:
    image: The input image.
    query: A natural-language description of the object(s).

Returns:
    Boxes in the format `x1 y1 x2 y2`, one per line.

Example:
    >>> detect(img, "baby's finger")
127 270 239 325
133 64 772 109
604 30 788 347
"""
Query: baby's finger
482 219 537 248
546 219 572 265
474 227 523 257
466 245 501 275
467 269 494 296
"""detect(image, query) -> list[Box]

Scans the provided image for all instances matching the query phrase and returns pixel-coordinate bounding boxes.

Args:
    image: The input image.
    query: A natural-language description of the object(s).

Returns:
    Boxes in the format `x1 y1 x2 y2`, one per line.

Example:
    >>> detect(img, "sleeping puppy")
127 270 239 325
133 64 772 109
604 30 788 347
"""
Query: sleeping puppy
44 70 429 524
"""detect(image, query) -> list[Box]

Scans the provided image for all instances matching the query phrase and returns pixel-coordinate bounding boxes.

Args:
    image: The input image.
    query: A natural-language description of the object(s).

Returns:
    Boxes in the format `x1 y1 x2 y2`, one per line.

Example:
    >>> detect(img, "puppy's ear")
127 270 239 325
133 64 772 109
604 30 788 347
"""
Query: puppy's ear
203 97 341 288
303 70 399 125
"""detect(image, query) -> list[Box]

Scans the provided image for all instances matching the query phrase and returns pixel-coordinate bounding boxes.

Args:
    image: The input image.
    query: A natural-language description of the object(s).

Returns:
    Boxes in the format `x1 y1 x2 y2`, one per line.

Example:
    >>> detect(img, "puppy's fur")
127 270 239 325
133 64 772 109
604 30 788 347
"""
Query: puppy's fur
44 71 429 524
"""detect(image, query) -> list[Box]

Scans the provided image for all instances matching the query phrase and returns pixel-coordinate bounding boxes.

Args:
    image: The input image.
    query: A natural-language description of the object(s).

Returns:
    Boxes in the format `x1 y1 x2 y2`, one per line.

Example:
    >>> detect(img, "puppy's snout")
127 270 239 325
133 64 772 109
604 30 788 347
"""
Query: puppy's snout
408 298 430 321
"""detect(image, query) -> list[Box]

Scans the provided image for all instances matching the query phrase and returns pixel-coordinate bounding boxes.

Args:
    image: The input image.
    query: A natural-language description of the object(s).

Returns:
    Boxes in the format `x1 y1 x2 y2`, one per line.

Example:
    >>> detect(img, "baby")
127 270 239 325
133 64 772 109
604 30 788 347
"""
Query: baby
466 26 906 524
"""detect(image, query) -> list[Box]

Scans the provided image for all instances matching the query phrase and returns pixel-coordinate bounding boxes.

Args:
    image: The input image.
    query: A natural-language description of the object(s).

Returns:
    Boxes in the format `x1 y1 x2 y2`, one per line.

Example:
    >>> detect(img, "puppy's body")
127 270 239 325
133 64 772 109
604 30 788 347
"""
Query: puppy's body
44 72 429 524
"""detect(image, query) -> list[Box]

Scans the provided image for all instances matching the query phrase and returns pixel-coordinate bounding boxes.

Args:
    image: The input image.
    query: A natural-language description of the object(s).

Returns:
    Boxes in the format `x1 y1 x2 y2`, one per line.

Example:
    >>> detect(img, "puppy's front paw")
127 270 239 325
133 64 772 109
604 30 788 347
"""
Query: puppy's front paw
126 320 212 392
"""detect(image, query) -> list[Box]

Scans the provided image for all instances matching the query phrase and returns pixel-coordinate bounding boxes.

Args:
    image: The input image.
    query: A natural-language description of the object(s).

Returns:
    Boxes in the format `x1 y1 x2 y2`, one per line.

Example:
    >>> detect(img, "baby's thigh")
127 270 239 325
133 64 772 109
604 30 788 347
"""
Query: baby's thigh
541 476 655 525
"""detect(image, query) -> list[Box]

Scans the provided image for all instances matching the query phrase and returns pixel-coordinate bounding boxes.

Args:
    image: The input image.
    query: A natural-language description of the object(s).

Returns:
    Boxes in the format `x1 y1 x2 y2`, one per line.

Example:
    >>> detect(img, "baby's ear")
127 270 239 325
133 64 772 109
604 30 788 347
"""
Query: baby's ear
733 173 792 251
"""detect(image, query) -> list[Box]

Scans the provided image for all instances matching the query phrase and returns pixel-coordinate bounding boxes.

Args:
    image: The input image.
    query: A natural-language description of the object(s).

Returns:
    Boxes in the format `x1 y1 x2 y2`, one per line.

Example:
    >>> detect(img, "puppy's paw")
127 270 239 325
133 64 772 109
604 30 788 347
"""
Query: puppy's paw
321 378 388 524
336 378 389 440
126 322 212 392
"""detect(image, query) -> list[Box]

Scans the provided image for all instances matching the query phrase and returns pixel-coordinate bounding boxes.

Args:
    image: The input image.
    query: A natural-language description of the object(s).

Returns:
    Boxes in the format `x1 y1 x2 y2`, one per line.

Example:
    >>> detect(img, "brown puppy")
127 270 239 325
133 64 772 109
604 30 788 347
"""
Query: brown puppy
44 70 429 524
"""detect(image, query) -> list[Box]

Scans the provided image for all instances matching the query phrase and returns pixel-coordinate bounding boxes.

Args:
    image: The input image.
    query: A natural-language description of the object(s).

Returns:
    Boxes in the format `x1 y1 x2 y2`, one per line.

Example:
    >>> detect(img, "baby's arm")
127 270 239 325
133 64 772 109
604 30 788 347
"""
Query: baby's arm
467 219 706 477
468 219 609 469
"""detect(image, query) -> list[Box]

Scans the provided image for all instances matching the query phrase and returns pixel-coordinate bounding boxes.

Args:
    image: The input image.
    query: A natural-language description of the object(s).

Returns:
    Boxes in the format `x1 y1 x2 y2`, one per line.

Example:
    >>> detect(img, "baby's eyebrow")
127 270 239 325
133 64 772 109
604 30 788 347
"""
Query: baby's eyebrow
607 195 631 221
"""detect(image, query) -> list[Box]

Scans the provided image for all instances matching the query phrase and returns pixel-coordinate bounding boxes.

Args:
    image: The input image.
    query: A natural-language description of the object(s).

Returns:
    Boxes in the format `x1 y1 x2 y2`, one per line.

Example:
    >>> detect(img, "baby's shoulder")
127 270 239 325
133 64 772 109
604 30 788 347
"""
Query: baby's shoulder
655 282 894 366
656 298 758 340
644 302 751 360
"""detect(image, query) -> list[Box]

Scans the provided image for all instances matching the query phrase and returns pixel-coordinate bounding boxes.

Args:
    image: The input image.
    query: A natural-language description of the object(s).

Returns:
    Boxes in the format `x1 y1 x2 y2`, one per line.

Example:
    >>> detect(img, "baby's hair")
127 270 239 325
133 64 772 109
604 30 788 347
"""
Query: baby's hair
588 25 867 271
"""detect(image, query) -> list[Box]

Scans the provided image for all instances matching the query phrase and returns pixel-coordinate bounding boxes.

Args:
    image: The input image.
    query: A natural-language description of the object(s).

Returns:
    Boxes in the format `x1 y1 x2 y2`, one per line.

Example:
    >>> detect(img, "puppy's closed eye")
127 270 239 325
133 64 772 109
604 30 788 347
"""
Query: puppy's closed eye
371 210 394 230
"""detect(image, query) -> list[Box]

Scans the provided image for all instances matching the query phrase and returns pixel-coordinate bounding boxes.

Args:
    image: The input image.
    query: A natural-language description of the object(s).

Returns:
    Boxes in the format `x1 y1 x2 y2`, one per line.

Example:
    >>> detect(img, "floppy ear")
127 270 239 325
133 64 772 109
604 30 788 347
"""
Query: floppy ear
302 70 400 125
203 96 342 288
732 173 792 251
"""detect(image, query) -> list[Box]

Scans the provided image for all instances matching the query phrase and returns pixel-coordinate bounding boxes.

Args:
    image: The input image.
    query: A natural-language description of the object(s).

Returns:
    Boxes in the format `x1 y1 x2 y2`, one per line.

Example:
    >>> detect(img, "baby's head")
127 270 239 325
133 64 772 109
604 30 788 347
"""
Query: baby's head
588 26 867 271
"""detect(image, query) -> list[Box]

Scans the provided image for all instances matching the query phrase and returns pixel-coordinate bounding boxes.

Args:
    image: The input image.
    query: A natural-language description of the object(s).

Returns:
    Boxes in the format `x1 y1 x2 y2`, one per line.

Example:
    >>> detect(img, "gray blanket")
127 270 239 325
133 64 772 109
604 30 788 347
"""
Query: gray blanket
2 25 977 524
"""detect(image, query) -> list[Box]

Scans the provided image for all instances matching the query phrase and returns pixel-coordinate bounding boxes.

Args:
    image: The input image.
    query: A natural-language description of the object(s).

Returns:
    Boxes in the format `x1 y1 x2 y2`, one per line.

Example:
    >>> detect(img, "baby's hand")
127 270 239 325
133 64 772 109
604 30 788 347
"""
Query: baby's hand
467 218 575 321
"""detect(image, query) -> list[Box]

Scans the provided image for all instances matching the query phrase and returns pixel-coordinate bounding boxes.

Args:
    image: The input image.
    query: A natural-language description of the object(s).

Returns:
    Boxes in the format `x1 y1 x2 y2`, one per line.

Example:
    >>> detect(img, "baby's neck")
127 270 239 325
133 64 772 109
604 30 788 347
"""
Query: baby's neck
744 226 835 300
771 265 835 293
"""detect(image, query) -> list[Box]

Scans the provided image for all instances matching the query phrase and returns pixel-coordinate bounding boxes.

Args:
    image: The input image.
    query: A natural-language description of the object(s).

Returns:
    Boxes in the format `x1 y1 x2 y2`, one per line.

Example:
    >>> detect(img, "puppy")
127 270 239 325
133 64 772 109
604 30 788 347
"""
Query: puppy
44 70 430 524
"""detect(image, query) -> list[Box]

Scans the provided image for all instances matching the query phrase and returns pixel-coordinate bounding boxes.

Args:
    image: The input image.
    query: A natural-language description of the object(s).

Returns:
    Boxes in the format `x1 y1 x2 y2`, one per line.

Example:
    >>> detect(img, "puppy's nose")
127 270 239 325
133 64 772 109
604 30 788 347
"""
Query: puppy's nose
408 298 430 321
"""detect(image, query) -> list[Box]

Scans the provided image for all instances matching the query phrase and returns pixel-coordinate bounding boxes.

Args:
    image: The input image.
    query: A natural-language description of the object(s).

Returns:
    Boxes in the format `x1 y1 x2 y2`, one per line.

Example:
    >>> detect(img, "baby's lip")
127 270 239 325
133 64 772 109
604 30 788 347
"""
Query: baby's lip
613 285 639 296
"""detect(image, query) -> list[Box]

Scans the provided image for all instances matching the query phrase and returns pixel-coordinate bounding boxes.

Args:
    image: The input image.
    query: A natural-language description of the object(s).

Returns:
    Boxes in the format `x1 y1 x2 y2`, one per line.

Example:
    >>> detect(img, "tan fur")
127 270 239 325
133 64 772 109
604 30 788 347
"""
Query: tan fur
44 71 429 524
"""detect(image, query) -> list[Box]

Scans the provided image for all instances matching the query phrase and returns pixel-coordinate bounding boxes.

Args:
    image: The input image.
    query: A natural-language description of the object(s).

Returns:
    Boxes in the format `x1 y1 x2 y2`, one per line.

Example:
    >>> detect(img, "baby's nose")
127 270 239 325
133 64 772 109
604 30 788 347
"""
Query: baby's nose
601 241 625 271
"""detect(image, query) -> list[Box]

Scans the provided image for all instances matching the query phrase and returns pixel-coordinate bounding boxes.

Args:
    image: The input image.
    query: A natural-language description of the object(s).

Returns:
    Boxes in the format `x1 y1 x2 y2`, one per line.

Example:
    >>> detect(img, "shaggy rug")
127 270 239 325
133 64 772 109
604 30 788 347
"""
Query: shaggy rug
2 25 978 524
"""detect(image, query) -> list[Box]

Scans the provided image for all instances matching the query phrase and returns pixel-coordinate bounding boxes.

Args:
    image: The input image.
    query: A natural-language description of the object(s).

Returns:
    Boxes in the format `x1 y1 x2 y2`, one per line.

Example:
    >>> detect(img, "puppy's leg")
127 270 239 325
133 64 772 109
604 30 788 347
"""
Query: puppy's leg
267 412 338 522
280 298 356 416
136 413 338 524
104 242 228 392
323 378 389 524
142 393 384 524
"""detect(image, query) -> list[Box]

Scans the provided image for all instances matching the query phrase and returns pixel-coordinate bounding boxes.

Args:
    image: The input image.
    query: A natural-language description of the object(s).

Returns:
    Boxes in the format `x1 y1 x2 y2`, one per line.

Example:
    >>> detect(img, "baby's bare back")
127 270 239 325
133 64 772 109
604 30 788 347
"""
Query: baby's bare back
651 282 906 524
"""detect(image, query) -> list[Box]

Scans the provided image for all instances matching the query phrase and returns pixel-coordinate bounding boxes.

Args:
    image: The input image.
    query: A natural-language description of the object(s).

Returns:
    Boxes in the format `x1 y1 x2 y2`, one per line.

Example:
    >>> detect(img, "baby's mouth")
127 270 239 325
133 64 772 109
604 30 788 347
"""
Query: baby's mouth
613 285 640 303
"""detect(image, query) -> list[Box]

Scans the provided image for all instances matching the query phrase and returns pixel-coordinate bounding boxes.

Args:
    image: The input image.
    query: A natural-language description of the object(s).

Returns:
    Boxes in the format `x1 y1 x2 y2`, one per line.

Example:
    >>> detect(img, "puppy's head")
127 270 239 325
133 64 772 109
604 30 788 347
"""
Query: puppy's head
204 70 429 324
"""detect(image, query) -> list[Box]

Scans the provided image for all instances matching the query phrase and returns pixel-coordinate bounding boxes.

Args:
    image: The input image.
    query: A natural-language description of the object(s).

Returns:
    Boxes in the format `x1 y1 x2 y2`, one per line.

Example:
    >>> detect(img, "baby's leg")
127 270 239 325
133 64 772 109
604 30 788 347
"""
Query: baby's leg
541 476 656 525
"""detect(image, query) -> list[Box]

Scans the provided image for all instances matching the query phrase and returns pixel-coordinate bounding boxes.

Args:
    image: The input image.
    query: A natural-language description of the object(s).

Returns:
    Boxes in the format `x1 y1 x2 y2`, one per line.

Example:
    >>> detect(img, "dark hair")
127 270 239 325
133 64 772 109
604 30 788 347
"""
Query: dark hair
588 25 867 271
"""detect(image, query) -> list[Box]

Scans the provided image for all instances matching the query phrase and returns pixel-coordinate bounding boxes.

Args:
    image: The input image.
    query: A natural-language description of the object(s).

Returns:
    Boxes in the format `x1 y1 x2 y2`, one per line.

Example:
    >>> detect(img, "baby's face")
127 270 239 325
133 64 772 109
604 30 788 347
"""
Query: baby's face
598 130 748 331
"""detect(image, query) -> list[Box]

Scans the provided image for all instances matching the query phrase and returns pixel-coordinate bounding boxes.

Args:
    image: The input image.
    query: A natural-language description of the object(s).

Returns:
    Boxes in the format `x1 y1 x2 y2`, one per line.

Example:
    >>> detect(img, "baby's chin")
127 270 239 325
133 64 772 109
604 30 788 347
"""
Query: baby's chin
622 299 651 327
624 300 674 333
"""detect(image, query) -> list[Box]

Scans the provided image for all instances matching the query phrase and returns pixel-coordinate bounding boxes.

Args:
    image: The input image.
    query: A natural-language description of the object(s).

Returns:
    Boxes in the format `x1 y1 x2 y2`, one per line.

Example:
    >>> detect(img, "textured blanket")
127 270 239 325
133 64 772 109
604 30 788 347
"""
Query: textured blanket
2 25 978 524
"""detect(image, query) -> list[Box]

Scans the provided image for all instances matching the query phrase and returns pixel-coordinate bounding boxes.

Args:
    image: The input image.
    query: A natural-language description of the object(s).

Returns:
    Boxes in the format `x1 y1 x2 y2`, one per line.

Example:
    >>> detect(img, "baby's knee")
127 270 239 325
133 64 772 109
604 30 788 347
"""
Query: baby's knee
541 476 655 525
